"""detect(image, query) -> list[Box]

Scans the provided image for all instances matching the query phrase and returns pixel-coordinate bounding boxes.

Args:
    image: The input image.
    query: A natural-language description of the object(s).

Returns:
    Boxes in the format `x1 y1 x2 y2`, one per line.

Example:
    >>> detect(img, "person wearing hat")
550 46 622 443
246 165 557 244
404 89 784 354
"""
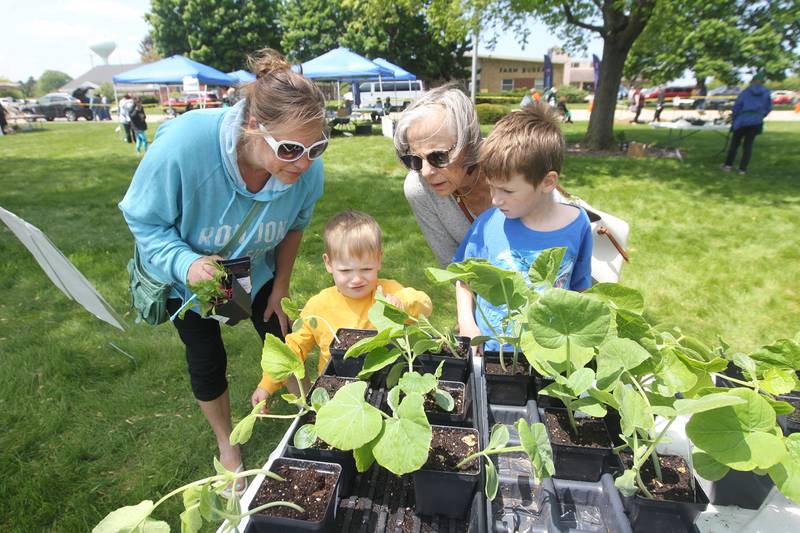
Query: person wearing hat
722 71 772 174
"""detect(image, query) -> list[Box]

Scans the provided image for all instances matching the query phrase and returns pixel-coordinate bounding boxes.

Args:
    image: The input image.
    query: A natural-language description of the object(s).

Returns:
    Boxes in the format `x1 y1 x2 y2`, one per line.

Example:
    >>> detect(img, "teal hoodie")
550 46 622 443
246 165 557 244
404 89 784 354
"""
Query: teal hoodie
119 100 324 305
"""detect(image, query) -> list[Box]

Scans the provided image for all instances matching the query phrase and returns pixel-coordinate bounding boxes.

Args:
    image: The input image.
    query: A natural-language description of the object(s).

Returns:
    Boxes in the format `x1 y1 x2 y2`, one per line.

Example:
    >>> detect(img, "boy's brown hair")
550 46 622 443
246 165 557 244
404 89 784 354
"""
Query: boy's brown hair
479 103 564 187
324 211 382 261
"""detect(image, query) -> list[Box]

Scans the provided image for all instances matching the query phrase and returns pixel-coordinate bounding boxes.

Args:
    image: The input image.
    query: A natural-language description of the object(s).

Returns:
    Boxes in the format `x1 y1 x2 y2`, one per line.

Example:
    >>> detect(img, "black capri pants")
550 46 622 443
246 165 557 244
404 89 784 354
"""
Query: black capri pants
167 279 284 401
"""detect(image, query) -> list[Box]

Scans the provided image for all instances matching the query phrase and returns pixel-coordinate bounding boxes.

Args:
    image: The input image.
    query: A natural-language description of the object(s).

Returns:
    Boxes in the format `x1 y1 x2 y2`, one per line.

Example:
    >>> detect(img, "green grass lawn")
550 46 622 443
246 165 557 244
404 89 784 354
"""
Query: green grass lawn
1 118 799 531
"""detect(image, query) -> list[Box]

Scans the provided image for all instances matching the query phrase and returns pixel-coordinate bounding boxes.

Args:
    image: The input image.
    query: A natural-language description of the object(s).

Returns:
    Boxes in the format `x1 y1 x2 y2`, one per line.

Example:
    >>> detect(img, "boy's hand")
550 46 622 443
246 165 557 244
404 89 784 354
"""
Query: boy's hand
384 293 404 309
251 387 271 414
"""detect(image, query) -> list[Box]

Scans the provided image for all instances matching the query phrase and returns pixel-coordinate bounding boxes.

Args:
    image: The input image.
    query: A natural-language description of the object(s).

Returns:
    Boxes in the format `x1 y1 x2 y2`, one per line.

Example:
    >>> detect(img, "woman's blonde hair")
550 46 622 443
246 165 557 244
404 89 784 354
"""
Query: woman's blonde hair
242 48 326 136
324 211 382 261
393 83 481 171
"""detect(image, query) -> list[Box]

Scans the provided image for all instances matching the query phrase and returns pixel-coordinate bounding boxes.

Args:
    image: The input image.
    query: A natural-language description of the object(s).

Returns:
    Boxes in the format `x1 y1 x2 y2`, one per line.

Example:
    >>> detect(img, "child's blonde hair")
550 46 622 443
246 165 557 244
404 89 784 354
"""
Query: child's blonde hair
479 103 564 187
324 211 382 261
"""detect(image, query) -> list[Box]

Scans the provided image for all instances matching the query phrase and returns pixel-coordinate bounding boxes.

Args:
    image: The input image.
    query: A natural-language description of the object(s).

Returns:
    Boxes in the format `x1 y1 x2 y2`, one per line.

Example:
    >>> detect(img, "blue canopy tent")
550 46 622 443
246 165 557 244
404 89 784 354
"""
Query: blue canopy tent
371 58 416 81
113 55 235 85
293 47 394 104
227 70 256 87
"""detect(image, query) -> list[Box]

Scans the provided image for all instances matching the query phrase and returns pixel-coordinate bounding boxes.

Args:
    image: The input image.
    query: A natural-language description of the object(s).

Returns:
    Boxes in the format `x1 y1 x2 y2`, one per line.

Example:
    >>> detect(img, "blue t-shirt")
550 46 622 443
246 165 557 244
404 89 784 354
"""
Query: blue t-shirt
453 206 592 351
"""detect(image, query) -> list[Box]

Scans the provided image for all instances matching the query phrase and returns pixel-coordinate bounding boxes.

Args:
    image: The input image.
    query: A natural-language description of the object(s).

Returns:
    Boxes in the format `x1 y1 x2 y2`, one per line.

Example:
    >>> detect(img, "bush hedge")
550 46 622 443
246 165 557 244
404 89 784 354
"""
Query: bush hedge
476 103 511 124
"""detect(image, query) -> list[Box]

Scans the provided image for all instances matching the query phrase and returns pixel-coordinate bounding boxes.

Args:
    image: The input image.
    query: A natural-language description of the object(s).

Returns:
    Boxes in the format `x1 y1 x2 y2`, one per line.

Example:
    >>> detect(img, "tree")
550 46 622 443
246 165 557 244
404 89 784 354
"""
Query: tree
20 77 37 98
138 33 162 63
146 0 282 72
625 1 800 91
281 0 349 63
38 70 72 94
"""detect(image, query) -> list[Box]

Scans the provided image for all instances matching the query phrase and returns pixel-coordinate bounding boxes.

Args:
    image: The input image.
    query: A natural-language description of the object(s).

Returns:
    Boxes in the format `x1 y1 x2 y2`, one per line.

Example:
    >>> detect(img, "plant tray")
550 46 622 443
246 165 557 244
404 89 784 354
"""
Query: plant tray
483 351 535 406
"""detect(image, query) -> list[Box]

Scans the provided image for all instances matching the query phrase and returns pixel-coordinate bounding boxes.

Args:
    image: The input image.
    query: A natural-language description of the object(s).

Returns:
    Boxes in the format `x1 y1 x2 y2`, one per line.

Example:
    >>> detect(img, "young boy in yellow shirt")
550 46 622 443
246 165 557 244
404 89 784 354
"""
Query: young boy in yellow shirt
251 211 432 406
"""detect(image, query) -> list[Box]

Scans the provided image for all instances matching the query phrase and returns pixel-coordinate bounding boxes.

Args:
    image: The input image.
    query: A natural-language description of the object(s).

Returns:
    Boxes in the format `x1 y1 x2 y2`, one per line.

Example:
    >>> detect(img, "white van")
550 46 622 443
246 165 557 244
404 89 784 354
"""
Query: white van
357 80 426 108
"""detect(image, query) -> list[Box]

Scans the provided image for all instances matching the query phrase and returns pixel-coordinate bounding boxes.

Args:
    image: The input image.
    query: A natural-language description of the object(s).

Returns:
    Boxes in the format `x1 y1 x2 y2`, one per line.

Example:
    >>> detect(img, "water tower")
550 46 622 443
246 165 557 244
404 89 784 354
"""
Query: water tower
89 41 117 65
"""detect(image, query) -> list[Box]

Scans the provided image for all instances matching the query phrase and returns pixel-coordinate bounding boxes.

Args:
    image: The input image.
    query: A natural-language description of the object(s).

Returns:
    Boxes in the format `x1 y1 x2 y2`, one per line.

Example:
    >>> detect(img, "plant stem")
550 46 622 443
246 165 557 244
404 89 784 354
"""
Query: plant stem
565 400 579 434
565 337 572 380
239 500 305 517
305 314 341 345
456 445 527 469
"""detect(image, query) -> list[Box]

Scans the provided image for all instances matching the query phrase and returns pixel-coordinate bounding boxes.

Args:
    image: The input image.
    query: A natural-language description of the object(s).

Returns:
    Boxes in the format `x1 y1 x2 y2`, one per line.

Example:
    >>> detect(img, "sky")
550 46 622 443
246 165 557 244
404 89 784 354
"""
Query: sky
0 0 603 82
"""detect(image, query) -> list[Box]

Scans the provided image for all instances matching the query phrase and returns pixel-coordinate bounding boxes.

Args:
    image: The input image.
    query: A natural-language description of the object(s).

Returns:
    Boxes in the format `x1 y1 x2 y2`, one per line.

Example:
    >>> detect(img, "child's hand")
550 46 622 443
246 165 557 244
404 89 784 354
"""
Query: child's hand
384 293 404 309
251 387 271 414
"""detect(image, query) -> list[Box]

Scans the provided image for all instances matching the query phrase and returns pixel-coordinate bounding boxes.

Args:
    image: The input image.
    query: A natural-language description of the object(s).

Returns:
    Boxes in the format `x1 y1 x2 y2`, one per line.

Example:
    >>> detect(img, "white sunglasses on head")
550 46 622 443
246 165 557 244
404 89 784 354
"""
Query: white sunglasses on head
258 124 328 162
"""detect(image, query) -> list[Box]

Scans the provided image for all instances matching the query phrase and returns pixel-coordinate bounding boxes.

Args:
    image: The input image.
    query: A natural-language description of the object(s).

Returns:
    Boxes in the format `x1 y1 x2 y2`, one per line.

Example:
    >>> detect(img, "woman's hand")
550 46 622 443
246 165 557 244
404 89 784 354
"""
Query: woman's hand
187 255 223 285
458 320 484 357
263 285 289 336
251 387 271 414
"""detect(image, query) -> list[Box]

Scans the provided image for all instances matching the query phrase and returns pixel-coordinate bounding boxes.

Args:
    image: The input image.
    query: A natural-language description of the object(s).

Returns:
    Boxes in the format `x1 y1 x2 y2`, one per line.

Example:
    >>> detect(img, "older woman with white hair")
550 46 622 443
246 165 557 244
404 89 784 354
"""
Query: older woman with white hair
395 84 492 266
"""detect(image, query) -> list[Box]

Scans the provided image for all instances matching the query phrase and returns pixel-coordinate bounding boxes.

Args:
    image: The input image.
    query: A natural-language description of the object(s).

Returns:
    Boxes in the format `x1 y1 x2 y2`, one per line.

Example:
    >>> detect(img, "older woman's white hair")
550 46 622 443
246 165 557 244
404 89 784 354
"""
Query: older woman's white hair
393 83 481 170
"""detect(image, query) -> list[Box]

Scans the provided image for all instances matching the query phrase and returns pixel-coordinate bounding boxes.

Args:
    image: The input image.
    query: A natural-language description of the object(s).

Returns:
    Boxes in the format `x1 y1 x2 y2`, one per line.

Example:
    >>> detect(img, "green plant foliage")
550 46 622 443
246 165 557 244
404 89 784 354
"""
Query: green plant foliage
372 393 432 475
185 263 227 318
528 289 611 349
92 501 168 533
476 103 510 124
768 433 800 503
261 334 305 382
315 382 382 450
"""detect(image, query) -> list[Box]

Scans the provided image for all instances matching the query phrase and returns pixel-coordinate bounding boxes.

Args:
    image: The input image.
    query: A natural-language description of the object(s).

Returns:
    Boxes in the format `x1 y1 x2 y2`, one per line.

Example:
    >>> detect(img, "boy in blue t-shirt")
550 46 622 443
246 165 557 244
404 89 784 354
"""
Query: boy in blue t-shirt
454 104 592 351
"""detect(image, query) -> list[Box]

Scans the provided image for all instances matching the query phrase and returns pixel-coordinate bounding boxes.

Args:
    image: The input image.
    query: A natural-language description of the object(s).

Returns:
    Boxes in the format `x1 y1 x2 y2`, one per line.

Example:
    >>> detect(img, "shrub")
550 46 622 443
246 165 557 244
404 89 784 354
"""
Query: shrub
476 103 510 124
476 96 520 105
555 85 588 103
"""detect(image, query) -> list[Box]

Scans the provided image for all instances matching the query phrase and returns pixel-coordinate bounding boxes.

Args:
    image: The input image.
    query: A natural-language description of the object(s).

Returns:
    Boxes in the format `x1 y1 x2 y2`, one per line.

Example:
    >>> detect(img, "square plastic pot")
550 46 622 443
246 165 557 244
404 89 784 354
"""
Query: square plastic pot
248 457 341 533
541 407 619 482
623 486 708 533
210 274 251 326
483 351 535 406
418 335 471 383
424 379 473 427
285 414 358 494
329 328 377 378
703 468 774 510
777 394 800 435
412 426 481 520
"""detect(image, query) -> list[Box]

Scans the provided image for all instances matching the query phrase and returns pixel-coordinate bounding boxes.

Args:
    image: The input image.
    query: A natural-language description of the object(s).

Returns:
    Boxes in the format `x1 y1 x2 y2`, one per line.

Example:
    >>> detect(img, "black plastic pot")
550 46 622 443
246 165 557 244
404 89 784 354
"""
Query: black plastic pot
329 328 376 378
777 394 800 435
418 336 471 383
285 414 358 494
483 351 535 406
412 425 481 519
541 408 619 482
703 468 774 510
211 261 252 326
425 379 472 426
248 457 341 533
623 487 708 533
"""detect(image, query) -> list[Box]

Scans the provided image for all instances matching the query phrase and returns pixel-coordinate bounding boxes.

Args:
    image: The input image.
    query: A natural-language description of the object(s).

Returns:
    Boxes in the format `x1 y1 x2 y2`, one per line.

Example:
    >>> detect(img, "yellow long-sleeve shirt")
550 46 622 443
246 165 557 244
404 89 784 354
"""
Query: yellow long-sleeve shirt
258 279 433 393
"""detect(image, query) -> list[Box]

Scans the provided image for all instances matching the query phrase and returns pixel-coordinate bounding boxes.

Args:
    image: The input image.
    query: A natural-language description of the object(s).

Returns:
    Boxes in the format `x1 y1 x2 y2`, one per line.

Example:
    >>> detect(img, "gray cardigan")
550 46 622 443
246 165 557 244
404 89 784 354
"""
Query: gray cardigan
403 171 473 267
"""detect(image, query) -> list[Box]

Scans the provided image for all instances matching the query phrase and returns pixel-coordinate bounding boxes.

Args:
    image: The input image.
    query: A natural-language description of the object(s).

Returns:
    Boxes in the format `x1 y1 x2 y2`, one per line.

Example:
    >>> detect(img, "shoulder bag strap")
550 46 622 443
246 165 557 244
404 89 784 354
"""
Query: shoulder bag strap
556 184 629 263
217 201 263 258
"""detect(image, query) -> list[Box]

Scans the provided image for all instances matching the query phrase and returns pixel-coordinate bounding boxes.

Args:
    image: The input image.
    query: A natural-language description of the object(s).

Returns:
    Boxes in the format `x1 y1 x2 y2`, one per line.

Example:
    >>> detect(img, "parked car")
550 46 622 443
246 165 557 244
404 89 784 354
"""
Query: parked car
705 85 741 109
641 85 695 101
34 92 93 121
357 80 426 109
771 90 797 105
163 91 221 116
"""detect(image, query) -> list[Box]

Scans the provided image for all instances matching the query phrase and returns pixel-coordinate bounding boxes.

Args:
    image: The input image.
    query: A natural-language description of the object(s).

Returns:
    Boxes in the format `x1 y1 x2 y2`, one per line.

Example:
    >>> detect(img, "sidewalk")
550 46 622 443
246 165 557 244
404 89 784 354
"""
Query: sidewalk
570 107 799 122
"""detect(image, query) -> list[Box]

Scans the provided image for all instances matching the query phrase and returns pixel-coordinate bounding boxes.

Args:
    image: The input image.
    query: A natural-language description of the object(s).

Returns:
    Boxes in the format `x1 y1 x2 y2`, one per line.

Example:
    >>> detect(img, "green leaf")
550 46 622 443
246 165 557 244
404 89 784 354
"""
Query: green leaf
674 392 747 416
470 335 492 346
291 318 304 333
373 393 432 475
310 387 329 412
758 367 798 396
456 258 529 308
686 388 788 471
280 297 299 321
488 423 511 450
485 459 499 500
180 504 203 533
693 449 730 481
615 309 652 341
199 484 226 521
616 384 653 437
520 331 595 374
528 246 566 287
387 387 401 414
229 409 258 446
281 393 299 404
398 371 437 395
386 362 406 389
768 433 800 504
517 420 555 481
528 289 611 349
596 337 651 385
261 334 304 381
653 349 697 396
572 396 607 417
433 388 455 412
357 345 401 378
615 470 638 497
92 501 168 533
345 328 396 358
368 293 410 331
566 367 595 396
425 266 472 284
316 382 383 450
767 397 796 416
353 439 377 473
585 283 644 314
293 423 317 449
412 339 441 355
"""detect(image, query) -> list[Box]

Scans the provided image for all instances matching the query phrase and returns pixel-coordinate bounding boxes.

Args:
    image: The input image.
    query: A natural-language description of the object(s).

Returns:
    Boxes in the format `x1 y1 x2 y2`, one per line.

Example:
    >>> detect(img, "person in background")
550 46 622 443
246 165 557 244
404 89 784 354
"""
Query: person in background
532 88 542 103
100 94 110 120
130 97 148 155
544 87 558 107
629 87 645 123
653 86 665 122
557 96 573 123
722 72 772 175
119 93 134 143
0 102 7 135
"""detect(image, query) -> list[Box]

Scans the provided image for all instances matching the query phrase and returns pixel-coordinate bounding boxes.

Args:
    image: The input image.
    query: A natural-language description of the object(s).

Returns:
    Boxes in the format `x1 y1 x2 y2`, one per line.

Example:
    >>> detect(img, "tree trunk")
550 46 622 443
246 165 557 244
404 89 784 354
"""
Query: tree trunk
584 43 629 150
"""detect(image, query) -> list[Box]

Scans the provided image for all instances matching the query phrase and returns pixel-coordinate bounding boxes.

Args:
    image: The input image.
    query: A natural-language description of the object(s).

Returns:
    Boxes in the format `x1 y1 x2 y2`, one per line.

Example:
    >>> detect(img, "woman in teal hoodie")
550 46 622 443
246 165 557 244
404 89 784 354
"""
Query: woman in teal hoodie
119 48 328 489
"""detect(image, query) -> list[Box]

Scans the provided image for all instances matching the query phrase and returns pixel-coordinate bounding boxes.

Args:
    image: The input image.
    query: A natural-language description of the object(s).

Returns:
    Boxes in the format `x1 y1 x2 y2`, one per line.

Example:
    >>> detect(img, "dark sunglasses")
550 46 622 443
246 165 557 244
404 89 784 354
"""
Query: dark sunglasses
258 125 329 162
399 144 456 171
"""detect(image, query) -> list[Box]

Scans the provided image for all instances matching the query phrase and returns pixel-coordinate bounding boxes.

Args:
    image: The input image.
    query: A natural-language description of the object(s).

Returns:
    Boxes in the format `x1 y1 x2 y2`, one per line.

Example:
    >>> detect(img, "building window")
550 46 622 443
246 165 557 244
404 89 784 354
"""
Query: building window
501 79 514 91
572 62 581 68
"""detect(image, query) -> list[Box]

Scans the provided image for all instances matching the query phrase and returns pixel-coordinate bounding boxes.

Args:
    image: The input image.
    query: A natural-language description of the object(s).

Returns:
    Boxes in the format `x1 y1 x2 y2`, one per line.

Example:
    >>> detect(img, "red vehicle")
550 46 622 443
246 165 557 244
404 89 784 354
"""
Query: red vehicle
163 91 221 116
771 90 797 105
641 86 695 101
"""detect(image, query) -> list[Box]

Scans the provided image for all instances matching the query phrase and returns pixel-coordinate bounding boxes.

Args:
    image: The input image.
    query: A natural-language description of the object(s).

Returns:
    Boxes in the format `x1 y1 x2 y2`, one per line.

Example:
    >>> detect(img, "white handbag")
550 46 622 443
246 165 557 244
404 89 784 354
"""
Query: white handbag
555 186 630 284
